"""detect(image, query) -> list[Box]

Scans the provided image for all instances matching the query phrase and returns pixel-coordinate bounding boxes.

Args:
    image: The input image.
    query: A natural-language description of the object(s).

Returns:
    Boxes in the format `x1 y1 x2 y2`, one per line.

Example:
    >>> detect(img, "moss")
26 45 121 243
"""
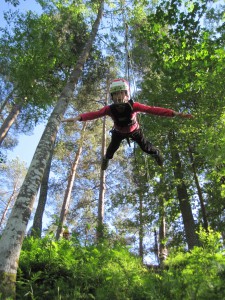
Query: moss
0 271 16 300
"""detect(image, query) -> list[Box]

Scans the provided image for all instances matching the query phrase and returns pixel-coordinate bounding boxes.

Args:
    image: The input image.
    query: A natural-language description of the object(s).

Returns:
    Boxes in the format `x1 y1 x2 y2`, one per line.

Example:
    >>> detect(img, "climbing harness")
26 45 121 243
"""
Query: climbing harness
110 100 135 126
110 99 136 147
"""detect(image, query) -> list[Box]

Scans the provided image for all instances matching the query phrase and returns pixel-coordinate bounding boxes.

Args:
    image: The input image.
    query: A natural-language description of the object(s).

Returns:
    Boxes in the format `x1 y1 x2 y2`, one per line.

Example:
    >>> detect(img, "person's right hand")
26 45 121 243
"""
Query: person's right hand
174 112 194 119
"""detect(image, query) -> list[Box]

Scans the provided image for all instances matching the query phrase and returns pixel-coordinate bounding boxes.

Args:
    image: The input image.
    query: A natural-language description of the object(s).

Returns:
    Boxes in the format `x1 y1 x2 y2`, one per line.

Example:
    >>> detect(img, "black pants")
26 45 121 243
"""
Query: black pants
105 128 158 159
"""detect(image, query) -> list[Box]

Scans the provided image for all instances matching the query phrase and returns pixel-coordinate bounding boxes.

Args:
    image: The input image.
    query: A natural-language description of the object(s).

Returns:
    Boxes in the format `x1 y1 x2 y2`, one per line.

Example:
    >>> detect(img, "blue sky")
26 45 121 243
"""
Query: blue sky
1 1 42 25
7 125 46 165
1 1 44 165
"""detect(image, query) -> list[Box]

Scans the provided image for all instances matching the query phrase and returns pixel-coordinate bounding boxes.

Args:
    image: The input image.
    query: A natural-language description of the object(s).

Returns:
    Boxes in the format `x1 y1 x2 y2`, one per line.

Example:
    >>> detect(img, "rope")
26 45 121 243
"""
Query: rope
119 1 138 158
125 22 130 81
120 2 130 80
119 1 149 165
119 1 138 100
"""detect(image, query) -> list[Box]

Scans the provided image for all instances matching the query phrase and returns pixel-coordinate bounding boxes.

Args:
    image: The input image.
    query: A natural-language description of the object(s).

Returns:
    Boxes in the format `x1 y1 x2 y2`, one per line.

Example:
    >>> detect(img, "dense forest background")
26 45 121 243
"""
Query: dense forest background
1 0 225 299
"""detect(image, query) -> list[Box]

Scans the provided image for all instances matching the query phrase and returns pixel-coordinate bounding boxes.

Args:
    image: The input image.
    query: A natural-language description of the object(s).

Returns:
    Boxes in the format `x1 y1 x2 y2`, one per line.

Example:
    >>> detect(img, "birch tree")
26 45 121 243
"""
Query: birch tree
0 103 22 146
31 142 55 237
0 1 104 298
0 158 27 231
0 2 89 147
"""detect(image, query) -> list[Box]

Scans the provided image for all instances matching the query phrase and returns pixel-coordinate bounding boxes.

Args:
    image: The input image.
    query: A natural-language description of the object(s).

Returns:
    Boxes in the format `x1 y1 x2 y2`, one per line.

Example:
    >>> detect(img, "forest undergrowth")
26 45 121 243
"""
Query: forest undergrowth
6 229 225 300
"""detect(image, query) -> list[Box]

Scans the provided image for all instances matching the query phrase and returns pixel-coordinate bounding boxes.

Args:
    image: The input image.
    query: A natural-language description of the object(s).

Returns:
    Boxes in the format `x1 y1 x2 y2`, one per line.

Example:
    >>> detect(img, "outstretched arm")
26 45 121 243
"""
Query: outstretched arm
173 112 194 119
62 106 109 123
62 115 82 122
133 102 193 119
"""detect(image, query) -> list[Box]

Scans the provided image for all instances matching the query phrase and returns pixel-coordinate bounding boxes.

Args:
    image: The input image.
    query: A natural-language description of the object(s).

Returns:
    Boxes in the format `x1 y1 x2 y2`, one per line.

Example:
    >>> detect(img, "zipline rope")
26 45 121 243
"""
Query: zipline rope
119 0 137 99
125 23 138 100
119 1 152 178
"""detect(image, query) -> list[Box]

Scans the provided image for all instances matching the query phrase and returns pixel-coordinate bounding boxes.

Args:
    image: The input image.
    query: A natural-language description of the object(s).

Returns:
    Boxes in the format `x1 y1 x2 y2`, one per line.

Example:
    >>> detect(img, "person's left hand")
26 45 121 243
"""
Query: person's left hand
180 113 193 119
175 112 194 119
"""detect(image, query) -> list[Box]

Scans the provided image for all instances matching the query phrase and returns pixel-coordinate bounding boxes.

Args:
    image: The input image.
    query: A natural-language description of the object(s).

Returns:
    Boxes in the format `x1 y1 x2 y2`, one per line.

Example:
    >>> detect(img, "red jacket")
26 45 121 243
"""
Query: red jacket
80 102 175 134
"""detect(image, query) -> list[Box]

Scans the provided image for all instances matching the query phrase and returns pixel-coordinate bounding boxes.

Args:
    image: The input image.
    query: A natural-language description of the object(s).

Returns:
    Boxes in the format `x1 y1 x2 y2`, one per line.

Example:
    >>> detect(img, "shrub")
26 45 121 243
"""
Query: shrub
161 229 225 300
17 236 160 299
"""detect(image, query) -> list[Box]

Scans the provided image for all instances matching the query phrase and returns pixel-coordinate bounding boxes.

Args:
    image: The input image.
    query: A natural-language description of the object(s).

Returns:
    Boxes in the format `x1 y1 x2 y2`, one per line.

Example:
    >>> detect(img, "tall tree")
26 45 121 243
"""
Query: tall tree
97 79 110 241
56 122 87 240
0 90 14 115
0 1 104 298
188 144 208 231
0 1 88 147
0 103 22 146
31 141 55 238
0 158 27 231
168 130 200 249
129 0 225 250
158 174 168 265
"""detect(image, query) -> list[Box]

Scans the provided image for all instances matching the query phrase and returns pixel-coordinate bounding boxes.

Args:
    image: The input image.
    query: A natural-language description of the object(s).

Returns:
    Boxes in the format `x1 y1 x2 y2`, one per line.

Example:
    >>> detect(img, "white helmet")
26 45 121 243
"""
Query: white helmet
109 78 130 100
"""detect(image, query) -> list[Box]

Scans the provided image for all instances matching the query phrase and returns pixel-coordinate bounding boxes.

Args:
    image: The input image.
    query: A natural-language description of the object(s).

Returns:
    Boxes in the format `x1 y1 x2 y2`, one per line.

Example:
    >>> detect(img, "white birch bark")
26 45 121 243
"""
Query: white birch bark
0 1 104 297
0 103 22 146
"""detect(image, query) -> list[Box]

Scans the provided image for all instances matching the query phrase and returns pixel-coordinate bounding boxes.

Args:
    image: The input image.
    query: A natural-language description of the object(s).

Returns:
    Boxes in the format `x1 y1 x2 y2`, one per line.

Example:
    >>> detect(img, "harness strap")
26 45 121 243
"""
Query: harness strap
110 99 135 127
126 137 131 147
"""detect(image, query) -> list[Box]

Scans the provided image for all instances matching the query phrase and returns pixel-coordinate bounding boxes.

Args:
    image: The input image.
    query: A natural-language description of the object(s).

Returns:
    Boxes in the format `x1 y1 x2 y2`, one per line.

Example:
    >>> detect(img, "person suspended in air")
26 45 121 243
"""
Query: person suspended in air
62 78 193 170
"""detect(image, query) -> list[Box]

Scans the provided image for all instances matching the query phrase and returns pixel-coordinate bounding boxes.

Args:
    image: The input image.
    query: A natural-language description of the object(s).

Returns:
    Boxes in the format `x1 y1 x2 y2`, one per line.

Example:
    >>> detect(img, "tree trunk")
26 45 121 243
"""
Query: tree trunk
157 174 168 266
0 195 14 231
168 131 200 250
158 193 168 265
31 143 54 238
0 2 104 298
97 79 109 241
139 195 144 262
0 90 14 115
0 178 20 230
188 145 208 231
0 103 22 146
97 106 107 240
56 122 87 240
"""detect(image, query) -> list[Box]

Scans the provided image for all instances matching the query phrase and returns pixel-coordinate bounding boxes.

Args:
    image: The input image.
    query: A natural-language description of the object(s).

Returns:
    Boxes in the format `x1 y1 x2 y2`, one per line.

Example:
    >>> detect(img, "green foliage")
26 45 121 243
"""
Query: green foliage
17 236 160 300
17 231 225 300
162 229 225 300
1 1 88 109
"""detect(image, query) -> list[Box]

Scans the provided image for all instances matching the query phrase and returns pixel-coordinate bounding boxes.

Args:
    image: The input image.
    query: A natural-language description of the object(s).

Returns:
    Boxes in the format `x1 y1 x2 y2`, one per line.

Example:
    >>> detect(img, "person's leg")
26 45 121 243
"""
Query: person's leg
101 130 124 170
130 129 163 166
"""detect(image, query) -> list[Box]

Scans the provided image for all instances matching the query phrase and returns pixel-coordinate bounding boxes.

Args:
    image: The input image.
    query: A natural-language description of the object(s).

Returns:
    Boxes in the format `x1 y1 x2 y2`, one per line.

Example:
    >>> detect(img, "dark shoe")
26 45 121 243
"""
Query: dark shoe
151 150 163 167
101 156 109 170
